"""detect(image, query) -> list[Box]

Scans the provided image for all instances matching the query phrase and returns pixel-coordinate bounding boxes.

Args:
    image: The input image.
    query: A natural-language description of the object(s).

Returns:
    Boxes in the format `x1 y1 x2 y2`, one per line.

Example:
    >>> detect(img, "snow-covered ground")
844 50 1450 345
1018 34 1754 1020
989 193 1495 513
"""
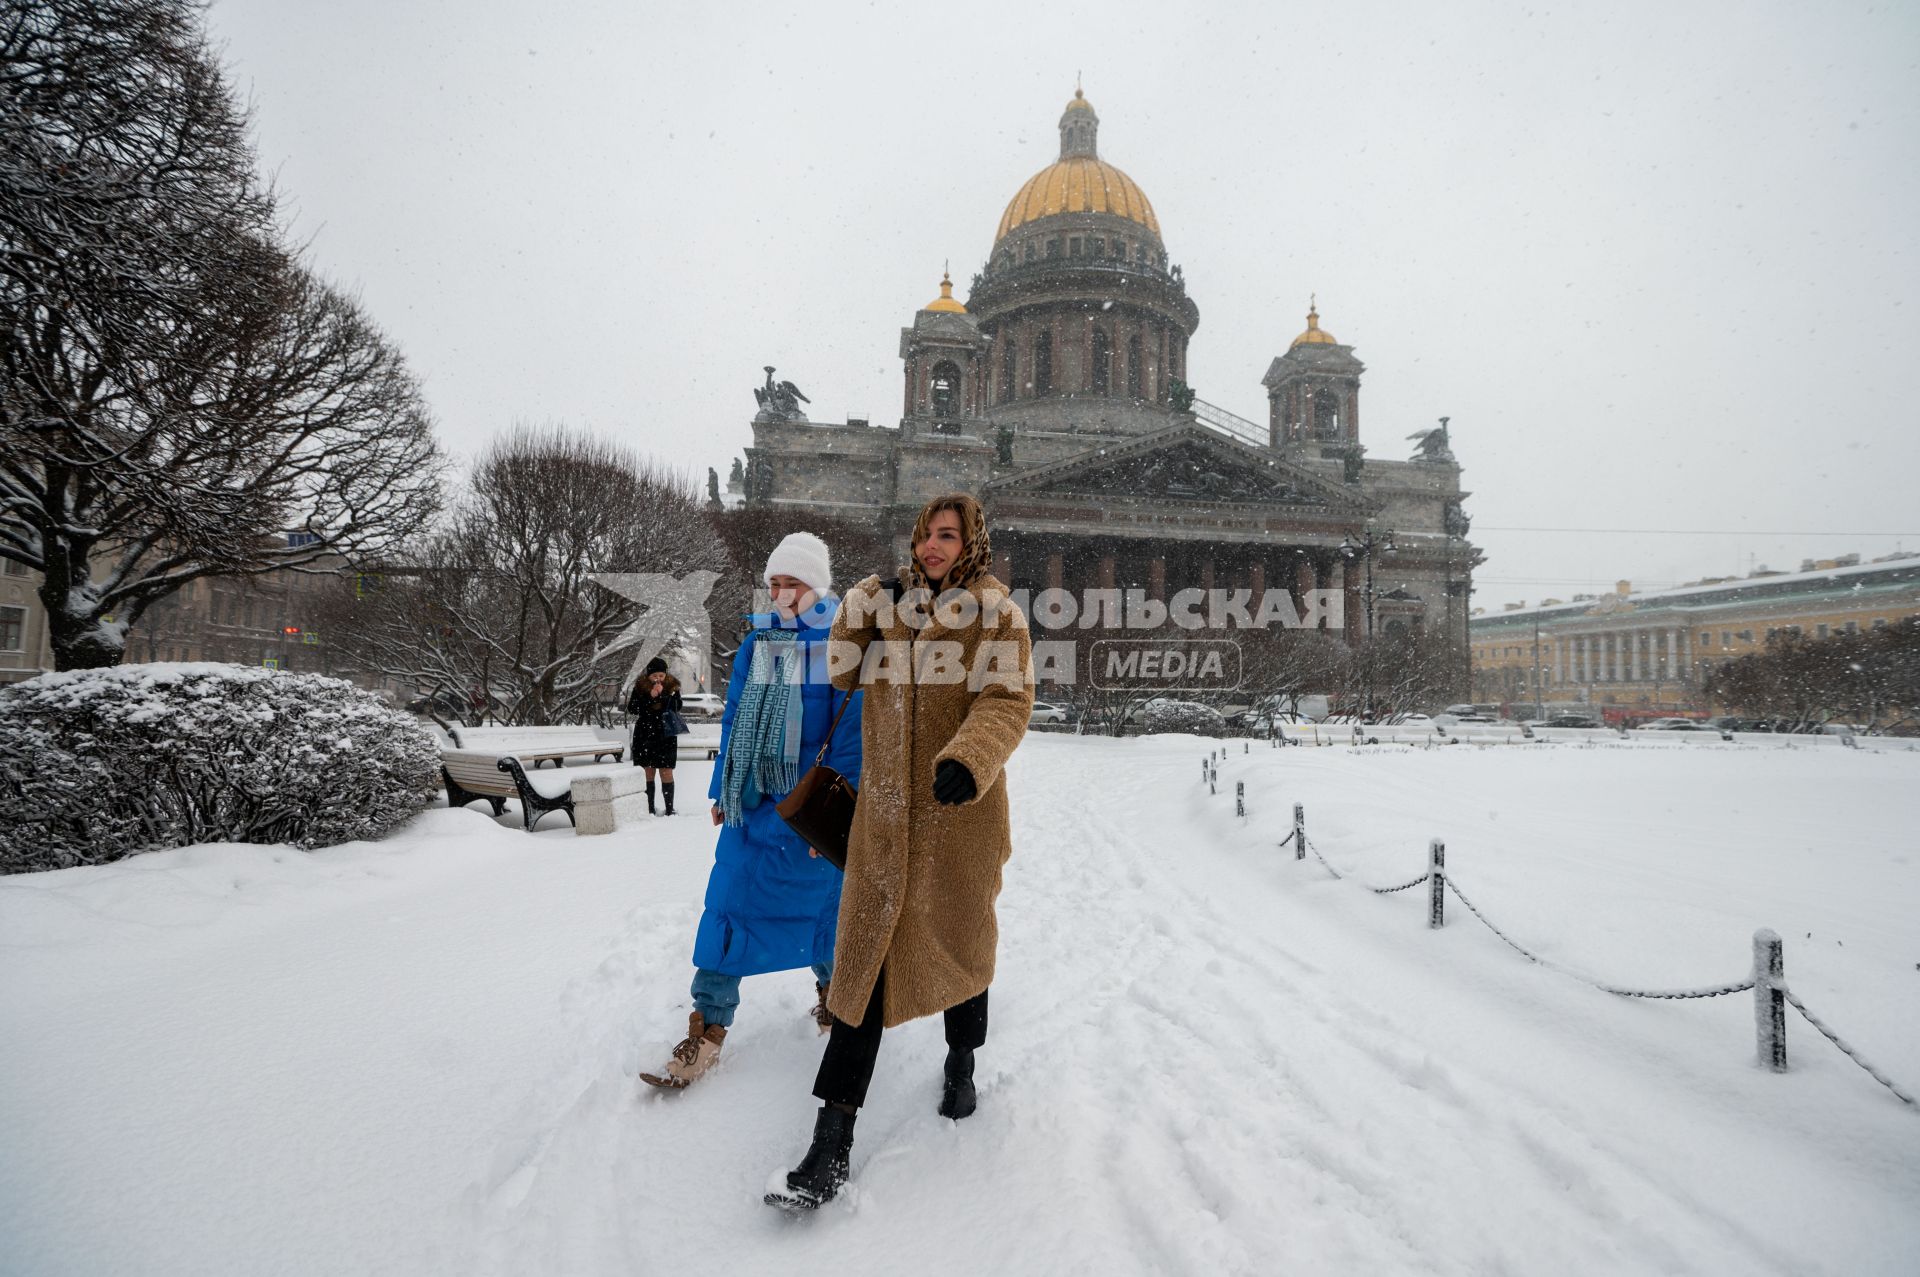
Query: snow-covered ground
3 736 1916 1275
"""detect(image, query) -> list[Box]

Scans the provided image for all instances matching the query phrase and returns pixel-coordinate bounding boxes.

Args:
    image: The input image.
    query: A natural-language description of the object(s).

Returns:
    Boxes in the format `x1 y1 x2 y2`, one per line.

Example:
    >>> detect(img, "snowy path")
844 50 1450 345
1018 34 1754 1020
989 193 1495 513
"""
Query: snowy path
3 737 1917 1275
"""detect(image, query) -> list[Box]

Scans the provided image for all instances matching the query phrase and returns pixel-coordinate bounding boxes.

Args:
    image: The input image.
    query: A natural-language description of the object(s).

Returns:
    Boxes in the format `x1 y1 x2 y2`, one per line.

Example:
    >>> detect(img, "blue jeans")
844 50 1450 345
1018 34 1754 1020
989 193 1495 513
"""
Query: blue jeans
691 963 833 1029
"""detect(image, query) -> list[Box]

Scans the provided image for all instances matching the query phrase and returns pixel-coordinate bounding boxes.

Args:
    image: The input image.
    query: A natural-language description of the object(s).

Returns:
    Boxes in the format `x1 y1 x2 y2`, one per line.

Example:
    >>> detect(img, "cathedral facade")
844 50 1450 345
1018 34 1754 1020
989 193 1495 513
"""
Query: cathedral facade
733 90 1476 672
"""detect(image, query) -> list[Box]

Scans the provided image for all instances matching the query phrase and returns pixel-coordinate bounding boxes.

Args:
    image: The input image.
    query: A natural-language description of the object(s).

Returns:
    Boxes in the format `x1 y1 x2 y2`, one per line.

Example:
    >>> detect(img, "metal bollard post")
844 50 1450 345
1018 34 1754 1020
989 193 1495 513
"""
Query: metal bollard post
1753 928 1787 1072
1244 741 1249 754
1293 802 1305 860
1235 780 1245 818
1209 764 1216 795
1427 839 1446 928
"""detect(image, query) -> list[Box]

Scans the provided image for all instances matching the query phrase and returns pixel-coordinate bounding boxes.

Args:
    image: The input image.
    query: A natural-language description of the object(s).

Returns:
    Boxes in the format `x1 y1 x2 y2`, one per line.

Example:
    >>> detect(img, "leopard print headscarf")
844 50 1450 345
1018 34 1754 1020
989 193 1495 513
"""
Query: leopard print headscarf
904 492 993 593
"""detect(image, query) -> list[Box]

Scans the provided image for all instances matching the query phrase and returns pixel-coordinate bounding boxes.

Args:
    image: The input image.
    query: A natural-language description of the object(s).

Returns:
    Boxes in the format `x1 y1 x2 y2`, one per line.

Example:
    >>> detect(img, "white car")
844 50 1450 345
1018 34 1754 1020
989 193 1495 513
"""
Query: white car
1029 701 1071 725
678 692 725 719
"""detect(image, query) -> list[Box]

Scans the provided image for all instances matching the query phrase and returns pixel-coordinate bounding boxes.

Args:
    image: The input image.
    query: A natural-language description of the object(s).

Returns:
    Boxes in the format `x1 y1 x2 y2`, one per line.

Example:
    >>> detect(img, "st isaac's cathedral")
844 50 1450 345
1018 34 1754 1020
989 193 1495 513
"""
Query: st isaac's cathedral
731 89 1477 652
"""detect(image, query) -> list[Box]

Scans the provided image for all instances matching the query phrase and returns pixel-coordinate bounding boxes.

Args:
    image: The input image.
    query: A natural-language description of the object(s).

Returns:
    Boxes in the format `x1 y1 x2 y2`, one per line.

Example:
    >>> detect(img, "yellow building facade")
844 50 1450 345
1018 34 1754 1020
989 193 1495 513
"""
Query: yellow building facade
1469 554 1920 717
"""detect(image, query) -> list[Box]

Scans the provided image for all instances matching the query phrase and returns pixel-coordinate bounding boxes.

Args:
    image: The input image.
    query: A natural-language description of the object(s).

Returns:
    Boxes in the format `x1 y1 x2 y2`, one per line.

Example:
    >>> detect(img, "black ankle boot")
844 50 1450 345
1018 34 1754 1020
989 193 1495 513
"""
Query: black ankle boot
765 1104 856 1211
938 1048 977 1120
645 779 656 814
662 781 675 815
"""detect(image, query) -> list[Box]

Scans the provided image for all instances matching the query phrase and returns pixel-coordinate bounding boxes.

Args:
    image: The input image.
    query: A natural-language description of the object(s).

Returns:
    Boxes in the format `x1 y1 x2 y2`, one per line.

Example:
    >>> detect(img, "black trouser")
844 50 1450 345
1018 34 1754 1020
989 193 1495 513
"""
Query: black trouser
812 969 989 1109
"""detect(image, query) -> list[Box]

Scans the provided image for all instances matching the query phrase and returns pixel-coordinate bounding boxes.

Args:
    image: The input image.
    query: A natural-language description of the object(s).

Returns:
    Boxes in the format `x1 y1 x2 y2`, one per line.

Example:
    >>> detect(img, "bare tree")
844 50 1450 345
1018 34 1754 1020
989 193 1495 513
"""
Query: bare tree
321 426 730 726
0 0 444 668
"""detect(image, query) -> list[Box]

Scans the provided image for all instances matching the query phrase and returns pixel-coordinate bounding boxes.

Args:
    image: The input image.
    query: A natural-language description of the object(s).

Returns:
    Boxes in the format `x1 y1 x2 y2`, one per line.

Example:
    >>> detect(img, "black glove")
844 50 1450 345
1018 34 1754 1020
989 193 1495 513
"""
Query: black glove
933 758 976 806
879 576 905 603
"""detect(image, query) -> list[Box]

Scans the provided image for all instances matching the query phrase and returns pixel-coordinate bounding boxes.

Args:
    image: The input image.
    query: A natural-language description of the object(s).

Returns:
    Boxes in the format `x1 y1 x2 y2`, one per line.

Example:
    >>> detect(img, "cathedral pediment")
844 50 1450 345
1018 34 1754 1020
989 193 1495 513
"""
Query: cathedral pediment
986 423 1370 513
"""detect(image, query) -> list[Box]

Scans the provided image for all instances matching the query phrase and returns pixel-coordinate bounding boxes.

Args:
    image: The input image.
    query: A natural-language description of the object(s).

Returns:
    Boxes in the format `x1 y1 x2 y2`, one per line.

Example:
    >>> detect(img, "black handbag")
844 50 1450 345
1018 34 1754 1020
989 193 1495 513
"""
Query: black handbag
661 708 690 736
776 688 857 870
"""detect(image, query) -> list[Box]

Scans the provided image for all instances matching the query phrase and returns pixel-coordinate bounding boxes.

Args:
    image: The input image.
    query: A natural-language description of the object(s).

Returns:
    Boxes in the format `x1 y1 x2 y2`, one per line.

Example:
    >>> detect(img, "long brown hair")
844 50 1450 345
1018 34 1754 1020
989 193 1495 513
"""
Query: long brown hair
905 492 993 592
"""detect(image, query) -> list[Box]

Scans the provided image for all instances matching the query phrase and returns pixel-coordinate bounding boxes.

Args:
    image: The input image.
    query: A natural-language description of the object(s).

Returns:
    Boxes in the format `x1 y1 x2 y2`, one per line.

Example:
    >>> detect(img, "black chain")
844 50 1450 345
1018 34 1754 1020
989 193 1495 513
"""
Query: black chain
1784 990 1919 1109
1306 837 1429 893
1445 878 1756 1000
1276 830 1296 849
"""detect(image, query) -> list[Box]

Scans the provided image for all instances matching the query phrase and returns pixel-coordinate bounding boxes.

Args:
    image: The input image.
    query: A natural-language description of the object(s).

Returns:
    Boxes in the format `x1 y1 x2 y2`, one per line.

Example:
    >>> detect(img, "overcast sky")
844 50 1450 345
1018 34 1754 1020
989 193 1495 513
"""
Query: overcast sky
203 0 1919 609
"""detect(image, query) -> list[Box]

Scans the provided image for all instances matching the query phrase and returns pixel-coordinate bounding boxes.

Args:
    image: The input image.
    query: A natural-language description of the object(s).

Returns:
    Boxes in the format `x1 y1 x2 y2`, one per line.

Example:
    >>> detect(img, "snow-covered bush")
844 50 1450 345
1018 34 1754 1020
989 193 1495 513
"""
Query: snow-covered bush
0 664 440 874
1141 699 1226 736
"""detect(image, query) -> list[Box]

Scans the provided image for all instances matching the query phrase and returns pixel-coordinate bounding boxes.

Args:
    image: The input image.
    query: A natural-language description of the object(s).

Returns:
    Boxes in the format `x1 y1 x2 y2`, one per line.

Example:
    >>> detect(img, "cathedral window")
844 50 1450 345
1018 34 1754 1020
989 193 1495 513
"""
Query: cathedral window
1025 242 1037 263
1045 239 1061 258
1090 238 1104 258
1069 237 1082 257
1313 390 1343 439
1034 330 1053 395
931 361 961 417
1000 343 1017 403
1127 334 1144 398
1090 328 1111 395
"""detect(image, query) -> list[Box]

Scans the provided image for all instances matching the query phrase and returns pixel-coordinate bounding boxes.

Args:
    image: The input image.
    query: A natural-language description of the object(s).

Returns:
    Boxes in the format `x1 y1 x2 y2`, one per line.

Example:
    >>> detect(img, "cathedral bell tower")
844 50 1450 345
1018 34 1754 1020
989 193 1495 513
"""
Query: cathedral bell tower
1263 299 1366 477
899 268 988 437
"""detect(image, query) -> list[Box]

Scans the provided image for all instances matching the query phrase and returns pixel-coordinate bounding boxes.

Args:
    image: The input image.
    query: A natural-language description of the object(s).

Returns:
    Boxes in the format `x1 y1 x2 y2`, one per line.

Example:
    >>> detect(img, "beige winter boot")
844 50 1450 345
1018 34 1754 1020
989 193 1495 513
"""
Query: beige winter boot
640 1012 726 1089
811 982 834 1034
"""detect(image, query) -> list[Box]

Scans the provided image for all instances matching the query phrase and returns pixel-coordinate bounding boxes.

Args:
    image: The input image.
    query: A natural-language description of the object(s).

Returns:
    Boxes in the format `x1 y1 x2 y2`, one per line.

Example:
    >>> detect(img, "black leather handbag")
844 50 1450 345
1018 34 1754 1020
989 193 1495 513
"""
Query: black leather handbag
776 689 857 870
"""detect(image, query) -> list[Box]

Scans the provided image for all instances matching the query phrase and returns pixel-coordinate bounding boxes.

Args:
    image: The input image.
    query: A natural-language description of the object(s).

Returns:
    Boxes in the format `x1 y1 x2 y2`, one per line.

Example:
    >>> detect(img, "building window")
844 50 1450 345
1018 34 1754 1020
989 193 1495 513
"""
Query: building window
1844 621 1858 634
1113 239 1126 261
1699 630 1712 646
1816 624 1829 639
1090 328 1111 395
1127 334 1144 398
0 605 22 652
1033 330 1053 396
1872 618 1887 629
1024 242 1037 263
1000 343 1017 403
1089 237 1104 258
2 559 25 577
930 360 961 417
1045 239 1060 259
1069 237 1082 257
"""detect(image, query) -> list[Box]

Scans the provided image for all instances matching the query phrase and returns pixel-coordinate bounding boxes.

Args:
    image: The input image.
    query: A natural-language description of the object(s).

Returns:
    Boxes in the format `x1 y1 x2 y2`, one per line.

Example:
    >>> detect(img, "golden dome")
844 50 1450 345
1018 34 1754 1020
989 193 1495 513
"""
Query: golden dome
994 156 1161 242
923 268 966 314
1064 86 1094 113
1290 299 1337 347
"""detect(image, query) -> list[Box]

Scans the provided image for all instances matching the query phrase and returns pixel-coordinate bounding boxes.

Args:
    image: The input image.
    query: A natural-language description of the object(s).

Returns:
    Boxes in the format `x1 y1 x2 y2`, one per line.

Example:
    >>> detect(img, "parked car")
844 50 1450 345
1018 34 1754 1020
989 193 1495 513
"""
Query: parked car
1029 700 1072 725
678 691 725 719
1393 713 1438 727
1540 714 1601 729
1637 717 1714 731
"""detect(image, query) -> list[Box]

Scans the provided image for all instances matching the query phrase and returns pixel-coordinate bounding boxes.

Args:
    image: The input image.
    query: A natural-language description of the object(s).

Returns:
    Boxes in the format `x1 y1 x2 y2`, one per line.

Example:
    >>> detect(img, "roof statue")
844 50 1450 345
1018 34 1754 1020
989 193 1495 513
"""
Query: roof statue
754 366 810 422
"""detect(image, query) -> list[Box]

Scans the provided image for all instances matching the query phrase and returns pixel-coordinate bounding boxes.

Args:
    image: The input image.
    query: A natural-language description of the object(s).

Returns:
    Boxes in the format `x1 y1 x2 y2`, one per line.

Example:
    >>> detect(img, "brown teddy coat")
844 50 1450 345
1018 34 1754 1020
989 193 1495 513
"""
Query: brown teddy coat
825 571 1034 1028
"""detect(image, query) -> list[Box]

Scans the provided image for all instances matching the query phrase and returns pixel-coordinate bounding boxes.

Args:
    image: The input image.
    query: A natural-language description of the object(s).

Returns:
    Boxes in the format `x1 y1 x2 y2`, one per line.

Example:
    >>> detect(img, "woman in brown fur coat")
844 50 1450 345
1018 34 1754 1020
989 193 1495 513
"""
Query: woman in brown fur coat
766 492 1034 1212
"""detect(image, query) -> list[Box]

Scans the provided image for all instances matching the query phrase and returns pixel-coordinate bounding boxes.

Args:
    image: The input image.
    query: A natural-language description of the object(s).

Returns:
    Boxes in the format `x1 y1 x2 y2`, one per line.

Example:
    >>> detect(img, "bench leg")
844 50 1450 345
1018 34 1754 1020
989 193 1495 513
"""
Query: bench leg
443 767 507 818
498 756 578 833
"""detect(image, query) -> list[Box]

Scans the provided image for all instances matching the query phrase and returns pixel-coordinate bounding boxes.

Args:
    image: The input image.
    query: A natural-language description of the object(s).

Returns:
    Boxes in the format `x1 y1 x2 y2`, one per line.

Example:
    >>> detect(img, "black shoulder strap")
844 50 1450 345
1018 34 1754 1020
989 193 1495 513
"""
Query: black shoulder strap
814 685 855 766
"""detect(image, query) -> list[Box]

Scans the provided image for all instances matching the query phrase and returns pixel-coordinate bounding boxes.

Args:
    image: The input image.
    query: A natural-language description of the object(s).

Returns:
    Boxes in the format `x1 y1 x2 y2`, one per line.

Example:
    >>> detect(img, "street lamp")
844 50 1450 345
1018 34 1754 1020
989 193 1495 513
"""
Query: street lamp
1340 525 1397 720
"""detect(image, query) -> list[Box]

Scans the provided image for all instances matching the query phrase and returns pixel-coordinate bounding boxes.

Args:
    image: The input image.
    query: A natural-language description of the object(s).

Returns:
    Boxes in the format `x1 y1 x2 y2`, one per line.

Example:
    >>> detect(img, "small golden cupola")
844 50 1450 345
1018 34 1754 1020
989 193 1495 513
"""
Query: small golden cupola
922 266 967 314
1290 297 1337 348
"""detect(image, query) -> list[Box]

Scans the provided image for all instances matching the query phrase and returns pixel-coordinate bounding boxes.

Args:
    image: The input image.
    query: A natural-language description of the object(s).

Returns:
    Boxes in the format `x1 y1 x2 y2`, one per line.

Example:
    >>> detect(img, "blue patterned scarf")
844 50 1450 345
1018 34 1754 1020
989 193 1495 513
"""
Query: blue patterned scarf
718 628 806 827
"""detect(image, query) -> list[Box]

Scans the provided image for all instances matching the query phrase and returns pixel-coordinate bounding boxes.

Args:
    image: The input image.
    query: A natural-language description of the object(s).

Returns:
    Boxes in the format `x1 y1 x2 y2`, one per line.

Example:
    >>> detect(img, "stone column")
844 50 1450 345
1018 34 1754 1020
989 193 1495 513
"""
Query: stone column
1666 629 1678 683
1554 639 1565 686
1148 555 1166 601
1200 557 1216 597
1097 554 1116 591
1612 633 1624 682
1631 631 1643 682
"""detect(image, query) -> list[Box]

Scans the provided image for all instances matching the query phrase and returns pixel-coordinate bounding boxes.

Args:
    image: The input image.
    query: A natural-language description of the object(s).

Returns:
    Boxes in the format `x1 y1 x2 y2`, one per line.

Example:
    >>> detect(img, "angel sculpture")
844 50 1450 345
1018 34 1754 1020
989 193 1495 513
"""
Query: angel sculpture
753 366 811 421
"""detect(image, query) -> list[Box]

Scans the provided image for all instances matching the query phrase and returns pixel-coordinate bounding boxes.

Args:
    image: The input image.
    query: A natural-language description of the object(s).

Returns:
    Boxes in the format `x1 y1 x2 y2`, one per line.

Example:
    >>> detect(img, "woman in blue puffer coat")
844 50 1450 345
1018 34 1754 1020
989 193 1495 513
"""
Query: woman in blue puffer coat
641 532 862 1089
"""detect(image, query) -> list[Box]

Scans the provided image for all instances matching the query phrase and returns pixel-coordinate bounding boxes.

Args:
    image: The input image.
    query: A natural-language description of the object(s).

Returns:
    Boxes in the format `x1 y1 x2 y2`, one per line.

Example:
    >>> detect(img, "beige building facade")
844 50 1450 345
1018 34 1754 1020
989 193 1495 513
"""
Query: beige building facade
1470 554 1920 716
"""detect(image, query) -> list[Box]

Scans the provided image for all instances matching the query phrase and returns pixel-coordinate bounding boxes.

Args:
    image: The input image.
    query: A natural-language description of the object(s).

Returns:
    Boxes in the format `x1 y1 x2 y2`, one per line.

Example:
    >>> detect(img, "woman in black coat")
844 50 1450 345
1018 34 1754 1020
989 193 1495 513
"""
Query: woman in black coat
627 656 683 815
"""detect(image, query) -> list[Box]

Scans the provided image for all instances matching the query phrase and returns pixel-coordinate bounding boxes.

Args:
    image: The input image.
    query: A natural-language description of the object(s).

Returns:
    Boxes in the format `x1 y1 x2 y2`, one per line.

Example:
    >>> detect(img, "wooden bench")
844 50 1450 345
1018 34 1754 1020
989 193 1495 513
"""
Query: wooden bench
440 749 580 832
446 725 624 768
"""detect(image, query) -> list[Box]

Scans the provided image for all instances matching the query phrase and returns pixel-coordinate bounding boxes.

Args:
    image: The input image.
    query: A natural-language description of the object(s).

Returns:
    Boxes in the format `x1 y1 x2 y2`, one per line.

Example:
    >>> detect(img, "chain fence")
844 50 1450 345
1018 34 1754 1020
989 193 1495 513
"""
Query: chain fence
1197 751 1918 1112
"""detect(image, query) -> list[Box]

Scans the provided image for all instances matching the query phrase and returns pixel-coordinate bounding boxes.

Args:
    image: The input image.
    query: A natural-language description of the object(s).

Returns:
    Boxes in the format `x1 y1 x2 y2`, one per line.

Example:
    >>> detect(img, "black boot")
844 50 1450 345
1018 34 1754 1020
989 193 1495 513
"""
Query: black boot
645 779 657 815
662 781 676 816
764 1104 856 1211
938 1048 976 1120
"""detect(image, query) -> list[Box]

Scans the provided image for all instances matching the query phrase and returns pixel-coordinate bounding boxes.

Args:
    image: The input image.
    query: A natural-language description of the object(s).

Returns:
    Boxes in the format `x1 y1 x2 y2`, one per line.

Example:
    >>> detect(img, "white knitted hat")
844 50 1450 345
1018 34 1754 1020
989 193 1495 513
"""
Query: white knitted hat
763 531 833 596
